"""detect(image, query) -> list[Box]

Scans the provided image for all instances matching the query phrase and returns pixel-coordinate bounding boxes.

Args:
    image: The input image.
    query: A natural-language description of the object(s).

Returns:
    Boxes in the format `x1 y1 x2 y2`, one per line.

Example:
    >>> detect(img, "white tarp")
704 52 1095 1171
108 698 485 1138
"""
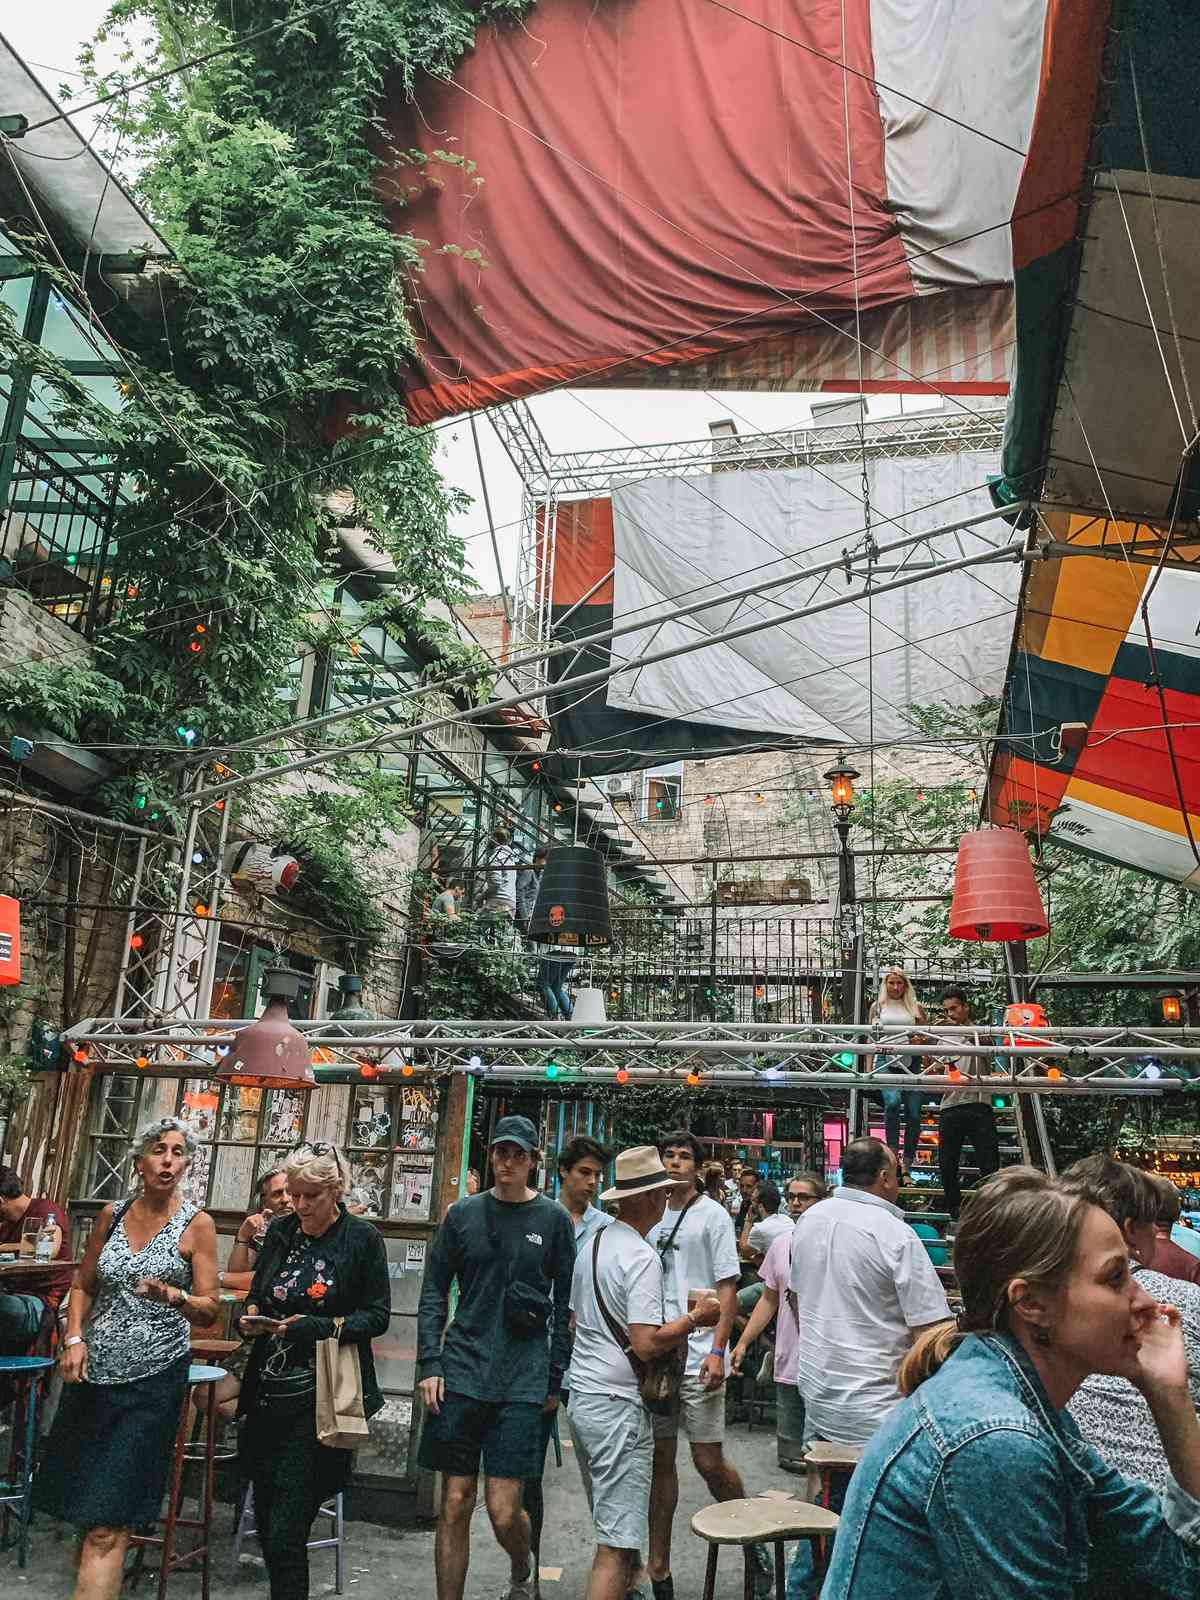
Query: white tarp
606 449 1018 743
871 0 1046 289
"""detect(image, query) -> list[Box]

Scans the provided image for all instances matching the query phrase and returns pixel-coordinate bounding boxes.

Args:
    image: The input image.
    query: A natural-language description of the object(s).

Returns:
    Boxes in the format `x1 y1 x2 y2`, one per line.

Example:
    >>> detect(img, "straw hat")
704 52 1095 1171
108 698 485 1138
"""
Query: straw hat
600 1145 677 1203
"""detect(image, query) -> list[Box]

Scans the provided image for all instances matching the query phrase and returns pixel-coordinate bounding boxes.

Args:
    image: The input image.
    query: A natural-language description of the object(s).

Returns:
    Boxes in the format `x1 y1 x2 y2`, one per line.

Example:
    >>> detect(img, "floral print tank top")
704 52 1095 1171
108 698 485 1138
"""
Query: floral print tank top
86 1199 197 1384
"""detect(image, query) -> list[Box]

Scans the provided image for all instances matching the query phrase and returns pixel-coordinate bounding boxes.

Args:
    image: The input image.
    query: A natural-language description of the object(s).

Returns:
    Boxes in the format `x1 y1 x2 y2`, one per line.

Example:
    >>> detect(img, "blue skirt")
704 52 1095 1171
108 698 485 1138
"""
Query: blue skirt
35 1353 190 1529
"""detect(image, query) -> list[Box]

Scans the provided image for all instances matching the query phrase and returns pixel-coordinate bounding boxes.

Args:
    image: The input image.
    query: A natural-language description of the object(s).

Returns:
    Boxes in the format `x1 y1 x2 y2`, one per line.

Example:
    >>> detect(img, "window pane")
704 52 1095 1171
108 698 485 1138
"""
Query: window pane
347 1151 389 1217
218 1085 263 1142
209 1144 256 1211
263 1090 306 1145
389 1155 433 1223
385 1237 428 1313
349 1087 392 1149
372 1312 416 1392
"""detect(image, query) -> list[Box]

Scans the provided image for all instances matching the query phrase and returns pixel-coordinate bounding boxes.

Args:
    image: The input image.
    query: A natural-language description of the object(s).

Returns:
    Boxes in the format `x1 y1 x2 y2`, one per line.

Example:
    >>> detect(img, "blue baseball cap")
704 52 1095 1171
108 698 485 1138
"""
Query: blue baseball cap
490 1114 539 1153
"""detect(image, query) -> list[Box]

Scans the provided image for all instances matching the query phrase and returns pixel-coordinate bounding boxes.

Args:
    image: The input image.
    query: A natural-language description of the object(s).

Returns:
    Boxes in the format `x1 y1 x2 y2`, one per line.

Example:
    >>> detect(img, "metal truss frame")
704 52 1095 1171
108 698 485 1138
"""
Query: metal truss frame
64 1018 1200 1095
502 398 1008 702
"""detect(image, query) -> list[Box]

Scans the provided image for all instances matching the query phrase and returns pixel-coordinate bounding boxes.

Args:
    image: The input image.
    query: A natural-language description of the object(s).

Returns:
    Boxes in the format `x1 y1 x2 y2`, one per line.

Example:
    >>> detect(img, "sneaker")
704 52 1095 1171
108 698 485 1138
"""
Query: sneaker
504 1572 536 1600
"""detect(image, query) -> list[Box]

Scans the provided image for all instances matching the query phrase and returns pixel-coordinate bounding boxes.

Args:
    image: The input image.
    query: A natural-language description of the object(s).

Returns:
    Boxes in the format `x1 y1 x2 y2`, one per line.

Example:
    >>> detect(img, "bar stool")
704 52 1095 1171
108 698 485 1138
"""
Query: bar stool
691 1496 839 1600
803 1440 863 1506
0 1354 55 1567
233 1483 345 1594
128 1363 226 1600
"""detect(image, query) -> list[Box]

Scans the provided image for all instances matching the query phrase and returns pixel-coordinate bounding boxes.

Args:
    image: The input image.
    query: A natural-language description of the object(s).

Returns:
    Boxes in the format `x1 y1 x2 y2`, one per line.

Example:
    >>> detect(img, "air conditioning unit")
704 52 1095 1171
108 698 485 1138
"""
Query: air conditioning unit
605 776 634 799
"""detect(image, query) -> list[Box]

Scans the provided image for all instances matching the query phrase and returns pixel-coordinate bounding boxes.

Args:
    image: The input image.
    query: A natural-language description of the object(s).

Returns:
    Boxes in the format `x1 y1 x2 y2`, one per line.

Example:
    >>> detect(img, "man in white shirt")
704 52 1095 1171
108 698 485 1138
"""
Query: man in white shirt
744 1182 794 1260
786 1136 951 1599
646 1131 770 1600
484 827 519 921
528 1136 614 1569
570 1146 718 1600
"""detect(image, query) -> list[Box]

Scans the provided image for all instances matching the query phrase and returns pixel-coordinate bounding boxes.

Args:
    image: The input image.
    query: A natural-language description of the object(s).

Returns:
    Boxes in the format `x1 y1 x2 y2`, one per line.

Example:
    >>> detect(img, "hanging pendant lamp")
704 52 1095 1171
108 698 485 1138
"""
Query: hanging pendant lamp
571 987 608 1026
949 828 1047 942
217 966 316 1090
329 973 373 1025
528 845 612 949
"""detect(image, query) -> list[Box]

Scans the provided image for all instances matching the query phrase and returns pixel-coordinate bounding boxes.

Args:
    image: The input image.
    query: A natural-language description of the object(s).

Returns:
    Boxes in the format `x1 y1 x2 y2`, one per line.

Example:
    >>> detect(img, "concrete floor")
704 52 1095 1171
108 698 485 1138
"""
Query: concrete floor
5 1419 792 1599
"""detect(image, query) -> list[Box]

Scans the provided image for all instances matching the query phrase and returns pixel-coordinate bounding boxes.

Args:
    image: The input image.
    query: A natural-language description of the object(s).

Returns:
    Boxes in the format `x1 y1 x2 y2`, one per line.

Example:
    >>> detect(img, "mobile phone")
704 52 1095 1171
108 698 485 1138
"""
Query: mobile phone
240 1313 283 1333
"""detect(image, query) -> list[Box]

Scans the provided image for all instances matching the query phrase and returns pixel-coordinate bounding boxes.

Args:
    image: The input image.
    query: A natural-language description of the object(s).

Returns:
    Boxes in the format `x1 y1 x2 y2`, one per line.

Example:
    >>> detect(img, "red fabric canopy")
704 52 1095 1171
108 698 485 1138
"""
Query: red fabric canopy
385 0 913 423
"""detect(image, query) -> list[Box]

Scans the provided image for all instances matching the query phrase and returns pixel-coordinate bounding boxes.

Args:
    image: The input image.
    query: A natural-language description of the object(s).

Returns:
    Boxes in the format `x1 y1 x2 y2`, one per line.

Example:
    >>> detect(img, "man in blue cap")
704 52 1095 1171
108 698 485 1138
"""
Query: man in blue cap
418 1114 575 1600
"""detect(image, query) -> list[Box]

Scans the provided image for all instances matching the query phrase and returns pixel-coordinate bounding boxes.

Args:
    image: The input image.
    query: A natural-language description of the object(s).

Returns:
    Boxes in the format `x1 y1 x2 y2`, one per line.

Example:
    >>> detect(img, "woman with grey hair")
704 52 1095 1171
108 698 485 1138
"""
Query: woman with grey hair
237 1142 389 1600
35 1117 218 1598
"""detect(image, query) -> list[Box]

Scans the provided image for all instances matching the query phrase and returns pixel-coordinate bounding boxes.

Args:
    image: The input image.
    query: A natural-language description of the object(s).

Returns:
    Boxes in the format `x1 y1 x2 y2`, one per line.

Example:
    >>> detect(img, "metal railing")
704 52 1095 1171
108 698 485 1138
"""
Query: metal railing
1 437 121 635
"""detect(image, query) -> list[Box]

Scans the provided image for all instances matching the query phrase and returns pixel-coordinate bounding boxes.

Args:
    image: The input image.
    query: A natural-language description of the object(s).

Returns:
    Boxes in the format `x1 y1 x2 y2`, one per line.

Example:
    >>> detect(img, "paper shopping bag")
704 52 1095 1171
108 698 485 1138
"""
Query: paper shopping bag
316 1317 370 1451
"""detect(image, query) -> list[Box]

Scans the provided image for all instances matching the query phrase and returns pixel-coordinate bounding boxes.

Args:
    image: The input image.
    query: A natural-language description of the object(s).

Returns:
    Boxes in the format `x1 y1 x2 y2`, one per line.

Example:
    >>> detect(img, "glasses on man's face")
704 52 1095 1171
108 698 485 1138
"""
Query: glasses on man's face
789 1191 816 1205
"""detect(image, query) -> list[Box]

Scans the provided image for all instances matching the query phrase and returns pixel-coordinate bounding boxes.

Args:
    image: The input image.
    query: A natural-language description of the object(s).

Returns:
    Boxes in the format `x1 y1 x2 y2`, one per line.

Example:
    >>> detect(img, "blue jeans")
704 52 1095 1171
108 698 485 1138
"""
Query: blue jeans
786 1461 852 1600
0 1291 43 1354
537 959 573 1019
881 1089 924 1167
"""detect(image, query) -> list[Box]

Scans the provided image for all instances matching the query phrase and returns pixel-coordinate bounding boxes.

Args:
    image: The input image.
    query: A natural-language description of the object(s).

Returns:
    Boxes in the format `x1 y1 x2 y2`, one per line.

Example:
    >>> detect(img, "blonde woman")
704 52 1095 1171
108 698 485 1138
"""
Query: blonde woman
822 1168 1200 1597
868 968 928 1174
237 1143 389 1600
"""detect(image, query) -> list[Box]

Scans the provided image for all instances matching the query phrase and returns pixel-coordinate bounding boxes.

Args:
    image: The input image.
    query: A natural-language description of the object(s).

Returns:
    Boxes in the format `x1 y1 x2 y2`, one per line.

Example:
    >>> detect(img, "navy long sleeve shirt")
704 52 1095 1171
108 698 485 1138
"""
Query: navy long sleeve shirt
417 1190 575 1402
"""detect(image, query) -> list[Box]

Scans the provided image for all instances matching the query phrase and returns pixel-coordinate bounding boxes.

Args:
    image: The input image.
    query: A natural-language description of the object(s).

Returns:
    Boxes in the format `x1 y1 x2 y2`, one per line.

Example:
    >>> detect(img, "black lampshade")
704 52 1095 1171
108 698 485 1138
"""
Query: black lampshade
529 844 612 949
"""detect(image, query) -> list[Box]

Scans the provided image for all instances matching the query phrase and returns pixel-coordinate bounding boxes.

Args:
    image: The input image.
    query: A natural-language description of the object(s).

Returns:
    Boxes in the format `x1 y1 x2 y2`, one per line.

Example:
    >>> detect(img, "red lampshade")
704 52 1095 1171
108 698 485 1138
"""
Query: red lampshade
949 828 1047 942
217 967 316 1090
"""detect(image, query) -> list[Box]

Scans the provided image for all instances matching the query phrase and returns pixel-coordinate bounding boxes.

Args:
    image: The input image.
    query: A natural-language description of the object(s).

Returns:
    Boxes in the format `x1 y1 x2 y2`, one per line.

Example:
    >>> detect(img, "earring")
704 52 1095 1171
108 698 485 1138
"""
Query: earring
1032 1326 1052 1348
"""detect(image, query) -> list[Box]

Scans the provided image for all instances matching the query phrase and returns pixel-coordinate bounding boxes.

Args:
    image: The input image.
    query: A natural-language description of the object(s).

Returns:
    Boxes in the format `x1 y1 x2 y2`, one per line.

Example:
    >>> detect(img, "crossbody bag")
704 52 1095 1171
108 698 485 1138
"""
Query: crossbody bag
487 1199 553 1338
590 1200 697 1416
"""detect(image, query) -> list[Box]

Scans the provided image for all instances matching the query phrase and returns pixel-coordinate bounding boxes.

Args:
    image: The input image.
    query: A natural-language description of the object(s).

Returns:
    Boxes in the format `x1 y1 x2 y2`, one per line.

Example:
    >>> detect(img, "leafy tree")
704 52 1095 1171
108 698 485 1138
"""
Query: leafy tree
1 2 542 950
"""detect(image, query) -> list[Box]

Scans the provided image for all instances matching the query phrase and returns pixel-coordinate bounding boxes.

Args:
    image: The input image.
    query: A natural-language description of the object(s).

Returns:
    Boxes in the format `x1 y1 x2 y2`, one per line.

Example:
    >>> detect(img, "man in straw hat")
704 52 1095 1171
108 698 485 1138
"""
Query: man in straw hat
568 1146 720 1600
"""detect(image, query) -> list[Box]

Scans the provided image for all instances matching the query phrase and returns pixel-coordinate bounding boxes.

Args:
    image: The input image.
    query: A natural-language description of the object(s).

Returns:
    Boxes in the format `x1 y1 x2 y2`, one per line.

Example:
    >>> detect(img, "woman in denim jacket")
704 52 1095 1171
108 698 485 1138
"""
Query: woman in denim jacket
823 1167 1200 1599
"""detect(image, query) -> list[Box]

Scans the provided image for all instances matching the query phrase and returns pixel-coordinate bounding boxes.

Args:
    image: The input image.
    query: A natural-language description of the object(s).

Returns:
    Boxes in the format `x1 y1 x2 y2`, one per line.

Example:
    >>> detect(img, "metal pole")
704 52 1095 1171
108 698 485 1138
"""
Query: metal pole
192 534 1028 803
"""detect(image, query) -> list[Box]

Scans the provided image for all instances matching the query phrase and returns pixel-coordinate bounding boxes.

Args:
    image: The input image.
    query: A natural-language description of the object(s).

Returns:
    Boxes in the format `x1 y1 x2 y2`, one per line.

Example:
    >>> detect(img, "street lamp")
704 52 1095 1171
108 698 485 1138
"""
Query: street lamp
823 758 861 1027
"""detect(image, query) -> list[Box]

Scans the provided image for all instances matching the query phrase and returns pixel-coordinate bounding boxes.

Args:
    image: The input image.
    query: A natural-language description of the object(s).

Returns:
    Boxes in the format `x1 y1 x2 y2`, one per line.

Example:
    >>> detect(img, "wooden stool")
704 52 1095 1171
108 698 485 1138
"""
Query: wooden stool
692 1496 839 1600
0 1354 55 1567
128 1363 226 1600
803 1440 863 1506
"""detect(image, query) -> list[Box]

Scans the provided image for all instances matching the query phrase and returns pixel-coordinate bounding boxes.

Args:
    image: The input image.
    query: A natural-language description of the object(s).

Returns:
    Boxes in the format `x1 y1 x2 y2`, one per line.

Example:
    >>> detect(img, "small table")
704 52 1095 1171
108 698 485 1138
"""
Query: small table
0 1258 79 1278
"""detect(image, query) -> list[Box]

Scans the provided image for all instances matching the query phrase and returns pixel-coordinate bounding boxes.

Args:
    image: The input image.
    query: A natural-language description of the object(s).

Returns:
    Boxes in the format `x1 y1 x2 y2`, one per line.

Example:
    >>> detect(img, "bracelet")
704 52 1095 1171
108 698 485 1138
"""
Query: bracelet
710 1344 726 1357
64 1335 85 1349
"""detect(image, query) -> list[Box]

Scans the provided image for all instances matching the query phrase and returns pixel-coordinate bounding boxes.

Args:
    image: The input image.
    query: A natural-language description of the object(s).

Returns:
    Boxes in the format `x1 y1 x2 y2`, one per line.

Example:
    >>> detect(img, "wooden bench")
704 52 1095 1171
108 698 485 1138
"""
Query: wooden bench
692 1496 839 1600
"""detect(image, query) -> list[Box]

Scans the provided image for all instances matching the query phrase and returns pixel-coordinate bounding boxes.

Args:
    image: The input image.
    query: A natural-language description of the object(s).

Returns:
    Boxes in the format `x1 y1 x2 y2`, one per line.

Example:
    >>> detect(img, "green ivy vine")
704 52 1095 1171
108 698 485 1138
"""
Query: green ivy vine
2 1 545 953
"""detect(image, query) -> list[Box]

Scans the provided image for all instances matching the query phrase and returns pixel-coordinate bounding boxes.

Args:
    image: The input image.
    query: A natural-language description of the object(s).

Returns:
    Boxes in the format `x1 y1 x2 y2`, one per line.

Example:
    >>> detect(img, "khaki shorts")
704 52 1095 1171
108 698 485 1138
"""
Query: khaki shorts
650 1372 726 1444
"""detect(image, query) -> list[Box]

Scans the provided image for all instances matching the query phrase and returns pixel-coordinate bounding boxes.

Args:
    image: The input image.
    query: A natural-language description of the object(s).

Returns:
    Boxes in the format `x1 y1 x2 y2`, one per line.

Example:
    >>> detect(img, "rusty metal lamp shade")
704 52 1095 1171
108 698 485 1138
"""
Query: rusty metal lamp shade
218 966 316 1090
528 845 613 949
949 828 1048 942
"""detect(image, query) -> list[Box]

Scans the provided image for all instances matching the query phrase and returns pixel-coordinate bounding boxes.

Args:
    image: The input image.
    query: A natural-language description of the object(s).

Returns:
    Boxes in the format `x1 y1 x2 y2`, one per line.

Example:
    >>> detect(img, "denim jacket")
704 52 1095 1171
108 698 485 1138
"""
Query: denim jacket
822 1332 1200 1600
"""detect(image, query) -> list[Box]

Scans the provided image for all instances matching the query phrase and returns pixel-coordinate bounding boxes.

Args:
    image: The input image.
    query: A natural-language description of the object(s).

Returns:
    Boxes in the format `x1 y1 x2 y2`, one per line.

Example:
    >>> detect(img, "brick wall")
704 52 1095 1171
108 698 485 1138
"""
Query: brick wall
0 586 94 672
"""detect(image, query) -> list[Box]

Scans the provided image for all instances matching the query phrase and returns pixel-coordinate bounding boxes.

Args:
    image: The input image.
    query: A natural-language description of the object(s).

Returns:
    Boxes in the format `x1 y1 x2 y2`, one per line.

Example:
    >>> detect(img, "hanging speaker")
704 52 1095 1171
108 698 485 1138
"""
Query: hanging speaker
528 845 612 949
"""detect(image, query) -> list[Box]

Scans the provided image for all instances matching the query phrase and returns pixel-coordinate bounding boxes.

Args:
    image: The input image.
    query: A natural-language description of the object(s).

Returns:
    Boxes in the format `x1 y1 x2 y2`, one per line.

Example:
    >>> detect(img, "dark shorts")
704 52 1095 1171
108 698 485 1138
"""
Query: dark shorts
418 1390 544 1481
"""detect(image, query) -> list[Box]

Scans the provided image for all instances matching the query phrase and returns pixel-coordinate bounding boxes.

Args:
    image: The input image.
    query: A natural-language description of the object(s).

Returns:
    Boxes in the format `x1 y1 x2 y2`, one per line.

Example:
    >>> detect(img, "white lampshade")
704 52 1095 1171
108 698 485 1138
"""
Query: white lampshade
572 987 607 1026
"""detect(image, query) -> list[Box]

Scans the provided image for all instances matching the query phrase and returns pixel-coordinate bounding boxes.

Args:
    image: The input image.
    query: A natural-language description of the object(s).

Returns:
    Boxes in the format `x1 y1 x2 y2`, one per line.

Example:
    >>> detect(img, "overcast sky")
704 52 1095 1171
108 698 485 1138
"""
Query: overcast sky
6 8 926 597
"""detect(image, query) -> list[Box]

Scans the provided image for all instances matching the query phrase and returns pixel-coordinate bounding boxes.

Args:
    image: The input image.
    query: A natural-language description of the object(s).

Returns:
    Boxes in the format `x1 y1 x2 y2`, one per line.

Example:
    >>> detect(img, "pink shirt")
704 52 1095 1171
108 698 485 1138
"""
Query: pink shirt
759 1227 798 1386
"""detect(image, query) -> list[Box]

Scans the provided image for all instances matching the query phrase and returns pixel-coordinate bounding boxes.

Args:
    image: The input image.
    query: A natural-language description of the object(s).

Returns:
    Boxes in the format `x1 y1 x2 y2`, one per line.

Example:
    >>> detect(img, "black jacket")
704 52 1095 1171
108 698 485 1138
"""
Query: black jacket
238 1206 390 1421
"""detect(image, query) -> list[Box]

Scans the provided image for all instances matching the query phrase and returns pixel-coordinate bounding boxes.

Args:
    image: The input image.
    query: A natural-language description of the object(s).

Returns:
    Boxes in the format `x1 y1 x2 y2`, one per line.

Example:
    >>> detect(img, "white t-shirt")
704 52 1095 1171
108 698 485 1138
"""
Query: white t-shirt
486 844 518 909
647 1193 740 1376
569 1218 665 1399
790 1186 951 1446
747 1212 794 1256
